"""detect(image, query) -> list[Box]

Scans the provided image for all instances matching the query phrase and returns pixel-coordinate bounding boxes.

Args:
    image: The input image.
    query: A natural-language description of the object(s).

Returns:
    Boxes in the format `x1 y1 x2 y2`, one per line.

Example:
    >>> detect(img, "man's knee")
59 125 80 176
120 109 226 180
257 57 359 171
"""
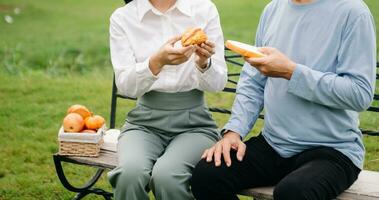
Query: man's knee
192 160 214 183
191 159 225 197
274 178 310 200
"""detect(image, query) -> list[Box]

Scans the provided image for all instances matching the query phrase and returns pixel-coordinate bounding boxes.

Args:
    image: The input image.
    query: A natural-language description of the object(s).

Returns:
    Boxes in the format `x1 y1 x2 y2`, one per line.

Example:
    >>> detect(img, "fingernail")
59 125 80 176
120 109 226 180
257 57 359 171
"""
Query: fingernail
237 156 242 161
227 162 231 167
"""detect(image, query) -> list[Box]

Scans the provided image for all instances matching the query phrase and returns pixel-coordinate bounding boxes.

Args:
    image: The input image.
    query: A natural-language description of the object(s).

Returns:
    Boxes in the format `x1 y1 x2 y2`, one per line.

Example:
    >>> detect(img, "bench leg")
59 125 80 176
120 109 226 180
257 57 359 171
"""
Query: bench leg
53 155 113 200
72 188 113 200
73 191 89 200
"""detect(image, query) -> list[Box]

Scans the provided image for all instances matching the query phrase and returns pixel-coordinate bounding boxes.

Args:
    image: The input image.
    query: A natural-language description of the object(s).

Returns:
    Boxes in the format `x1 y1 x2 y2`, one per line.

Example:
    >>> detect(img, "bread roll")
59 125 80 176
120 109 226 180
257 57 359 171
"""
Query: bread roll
181 28 208 47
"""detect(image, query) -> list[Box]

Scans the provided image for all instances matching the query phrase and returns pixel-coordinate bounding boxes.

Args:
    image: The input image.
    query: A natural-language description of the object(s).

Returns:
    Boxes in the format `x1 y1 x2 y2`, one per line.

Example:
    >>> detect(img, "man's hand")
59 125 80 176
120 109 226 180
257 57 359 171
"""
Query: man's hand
201 131 246 167
245 47 297 80
149 35 195 75
195 41 215 69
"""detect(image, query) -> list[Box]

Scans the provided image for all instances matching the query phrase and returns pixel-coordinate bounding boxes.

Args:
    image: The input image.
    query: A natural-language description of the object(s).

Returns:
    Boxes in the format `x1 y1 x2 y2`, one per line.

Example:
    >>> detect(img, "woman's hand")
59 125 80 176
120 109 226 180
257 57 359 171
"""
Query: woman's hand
201 131 246 167
149 36 195 75
195 41 215 69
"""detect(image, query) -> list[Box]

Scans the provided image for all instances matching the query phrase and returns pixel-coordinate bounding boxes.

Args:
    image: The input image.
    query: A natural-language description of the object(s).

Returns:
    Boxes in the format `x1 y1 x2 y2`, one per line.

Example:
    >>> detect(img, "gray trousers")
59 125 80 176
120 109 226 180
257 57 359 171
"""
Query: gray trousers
108 90 220 200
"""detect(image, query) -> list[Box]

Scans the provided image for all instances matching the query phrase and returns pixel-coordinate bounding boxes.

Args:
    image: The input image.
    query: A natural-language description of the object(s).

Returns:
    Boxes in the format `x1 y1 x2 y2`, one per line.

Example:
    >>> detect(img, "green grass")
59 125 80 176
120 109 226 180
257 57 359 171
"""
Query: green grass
0 0 379 199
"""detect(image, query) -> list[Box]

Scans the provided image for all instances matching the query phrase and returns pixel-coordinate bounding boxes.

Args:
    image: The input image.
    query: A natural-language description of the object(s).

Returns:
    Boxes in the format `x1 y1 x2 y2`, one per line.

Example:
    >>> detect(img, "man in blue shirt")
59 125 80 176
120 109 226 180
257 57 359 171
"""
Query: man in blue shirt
191 0 376 199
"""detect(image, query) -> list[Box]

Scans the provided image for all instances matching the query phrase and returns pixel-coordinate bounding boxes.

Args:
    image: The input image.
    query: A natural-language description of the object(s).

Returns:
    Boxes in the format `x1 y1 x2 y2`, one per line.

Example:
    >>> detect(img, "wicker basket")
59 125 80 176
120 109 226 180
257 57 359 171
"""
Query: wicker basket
58 126 104 157
59 139 103 157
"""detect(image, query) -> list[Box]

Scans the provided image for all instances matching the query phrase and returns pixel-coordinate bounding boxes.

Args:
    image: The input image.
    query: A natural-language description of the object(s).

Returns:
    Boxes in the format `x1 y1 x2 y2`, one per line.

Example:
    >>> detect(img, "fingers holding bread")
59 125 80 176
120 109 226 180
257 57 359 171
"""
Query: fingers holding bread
151 27 212 70
180 27 216 68
167 35 183 46
203 40 215 49
168 45 195 56
195 44 213 58
198 40 215 54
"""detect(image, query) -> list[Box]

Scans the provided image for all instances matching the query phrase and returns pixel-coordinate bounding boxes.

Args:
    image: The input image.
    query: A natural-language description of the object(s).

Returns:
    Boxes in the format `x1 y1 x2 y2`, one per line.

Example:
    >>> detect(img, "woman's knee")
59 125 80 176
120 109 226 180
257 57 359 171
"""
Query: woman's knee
110 162 151 188
151 159 187 189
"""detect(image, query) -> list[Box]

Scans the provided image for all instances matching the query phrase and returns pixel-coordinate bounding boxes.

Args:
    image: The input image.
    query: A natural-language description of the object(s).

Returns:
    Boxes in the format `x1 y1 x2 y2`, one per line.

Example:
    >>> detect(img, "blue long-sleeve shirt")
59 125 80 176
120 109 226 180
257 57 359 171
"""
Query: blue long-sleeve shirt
223 0 376 169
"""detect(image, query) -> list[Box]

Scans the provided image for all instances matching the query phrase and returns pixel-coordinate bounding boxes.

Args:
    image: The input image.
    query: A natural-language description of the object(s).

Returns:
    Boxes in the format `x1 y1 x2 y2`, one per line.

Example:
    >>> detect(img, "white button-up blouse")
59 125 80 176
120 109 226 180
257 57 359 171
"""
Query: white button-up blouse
110 0 228 98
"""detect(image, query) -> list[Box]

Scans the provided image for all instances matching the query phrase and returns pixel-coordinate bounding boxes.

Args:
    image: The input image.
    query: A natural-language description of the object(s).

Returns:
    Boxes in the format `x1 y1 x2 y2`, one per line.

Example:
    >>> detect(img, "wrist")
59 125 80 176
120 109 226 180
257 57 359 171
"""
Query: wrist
149 54 164 75
224 131 241 140
284 62 297 80
196 58 208 69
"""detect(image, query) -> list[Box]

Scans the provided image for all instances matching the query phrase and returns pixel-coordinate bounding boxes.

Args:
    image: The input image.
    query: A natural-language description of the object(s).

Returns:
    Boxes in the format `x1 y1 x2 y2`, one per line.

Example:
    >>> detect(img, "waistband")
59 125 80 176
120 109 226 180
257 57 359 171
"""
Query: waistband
137 90 204 110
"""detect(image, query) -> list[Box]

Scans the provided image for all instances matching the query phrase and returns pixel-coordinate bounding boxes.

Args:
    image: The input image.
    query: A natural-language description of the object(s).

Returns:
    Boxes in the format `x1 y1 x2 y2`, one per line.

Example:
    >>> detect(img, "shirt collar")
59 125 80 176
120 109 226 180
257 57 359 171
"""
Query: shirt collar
175 0 192 17
136 0 153 21
137 0 192 22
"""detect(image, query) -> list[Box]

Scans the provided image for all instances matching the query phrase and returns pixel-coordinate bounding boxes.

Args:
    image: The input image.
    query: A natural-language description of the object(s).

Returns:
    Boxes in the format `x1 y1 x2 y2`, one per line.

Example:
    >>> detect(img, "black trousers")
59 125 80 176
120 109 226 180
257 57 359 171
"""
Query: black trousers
191 135 360 200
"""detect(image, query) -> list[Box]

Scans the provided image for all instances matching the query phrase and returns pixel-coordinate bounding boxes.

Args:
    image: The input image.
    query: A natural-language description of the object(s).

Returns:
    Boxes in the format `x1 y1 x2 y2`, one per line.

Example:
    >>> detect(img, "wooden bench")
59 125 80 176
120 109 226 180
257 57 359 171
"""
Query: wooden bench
53 47 379 199
55 148 379 200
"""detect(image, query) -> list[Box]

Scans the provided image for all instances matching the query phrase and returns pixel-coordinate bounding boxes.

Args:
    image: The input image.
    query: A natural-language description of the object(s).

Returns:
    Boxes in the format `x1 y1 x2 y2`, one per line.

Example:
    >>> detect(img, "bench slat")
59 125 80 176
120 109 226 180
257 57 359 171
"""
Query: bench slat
338 171 379 200
240 170 379 200
57 150 117 169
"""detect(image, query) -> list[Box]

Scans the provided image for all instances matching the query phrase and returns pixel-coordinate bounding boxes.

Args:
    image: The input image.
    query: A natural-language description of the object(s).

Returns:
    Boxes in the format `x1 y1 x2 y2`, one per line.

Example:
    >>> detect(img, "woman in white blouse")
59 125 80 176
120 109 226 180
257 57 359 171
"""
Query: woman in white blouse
107 0 227 199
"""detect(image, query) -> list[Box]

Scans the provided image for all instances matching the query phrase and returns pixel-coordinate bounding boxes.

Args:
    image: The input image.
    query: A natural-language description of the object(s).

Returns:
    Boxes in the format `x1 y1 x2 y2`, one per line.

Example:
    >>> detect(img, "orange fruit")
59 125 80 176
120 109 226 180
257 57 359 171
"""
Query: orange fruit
85 115 105 130
67 104 92 119
63 113 84 133
80 129 97 134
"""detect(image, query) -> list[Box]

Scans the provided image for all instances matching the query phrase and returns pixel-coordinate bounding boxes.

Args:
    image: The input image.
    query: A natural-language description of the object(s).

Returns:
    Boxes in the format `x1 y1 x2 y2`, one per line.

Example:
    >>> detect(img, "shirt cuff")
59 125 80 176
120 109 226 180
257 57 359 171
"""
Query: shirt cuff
196 58 217 79
287 64 312 98
135 58 159 80
222 122 249 139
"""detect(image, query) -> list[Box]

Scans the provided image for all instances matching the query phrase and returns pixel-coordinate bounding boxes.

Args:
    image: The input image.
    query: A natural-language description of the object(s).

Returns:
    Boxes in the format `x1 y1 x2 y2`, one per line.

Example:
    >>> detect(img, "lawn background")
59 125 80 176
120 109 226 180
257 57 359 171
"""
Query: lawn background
0 0 378 199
